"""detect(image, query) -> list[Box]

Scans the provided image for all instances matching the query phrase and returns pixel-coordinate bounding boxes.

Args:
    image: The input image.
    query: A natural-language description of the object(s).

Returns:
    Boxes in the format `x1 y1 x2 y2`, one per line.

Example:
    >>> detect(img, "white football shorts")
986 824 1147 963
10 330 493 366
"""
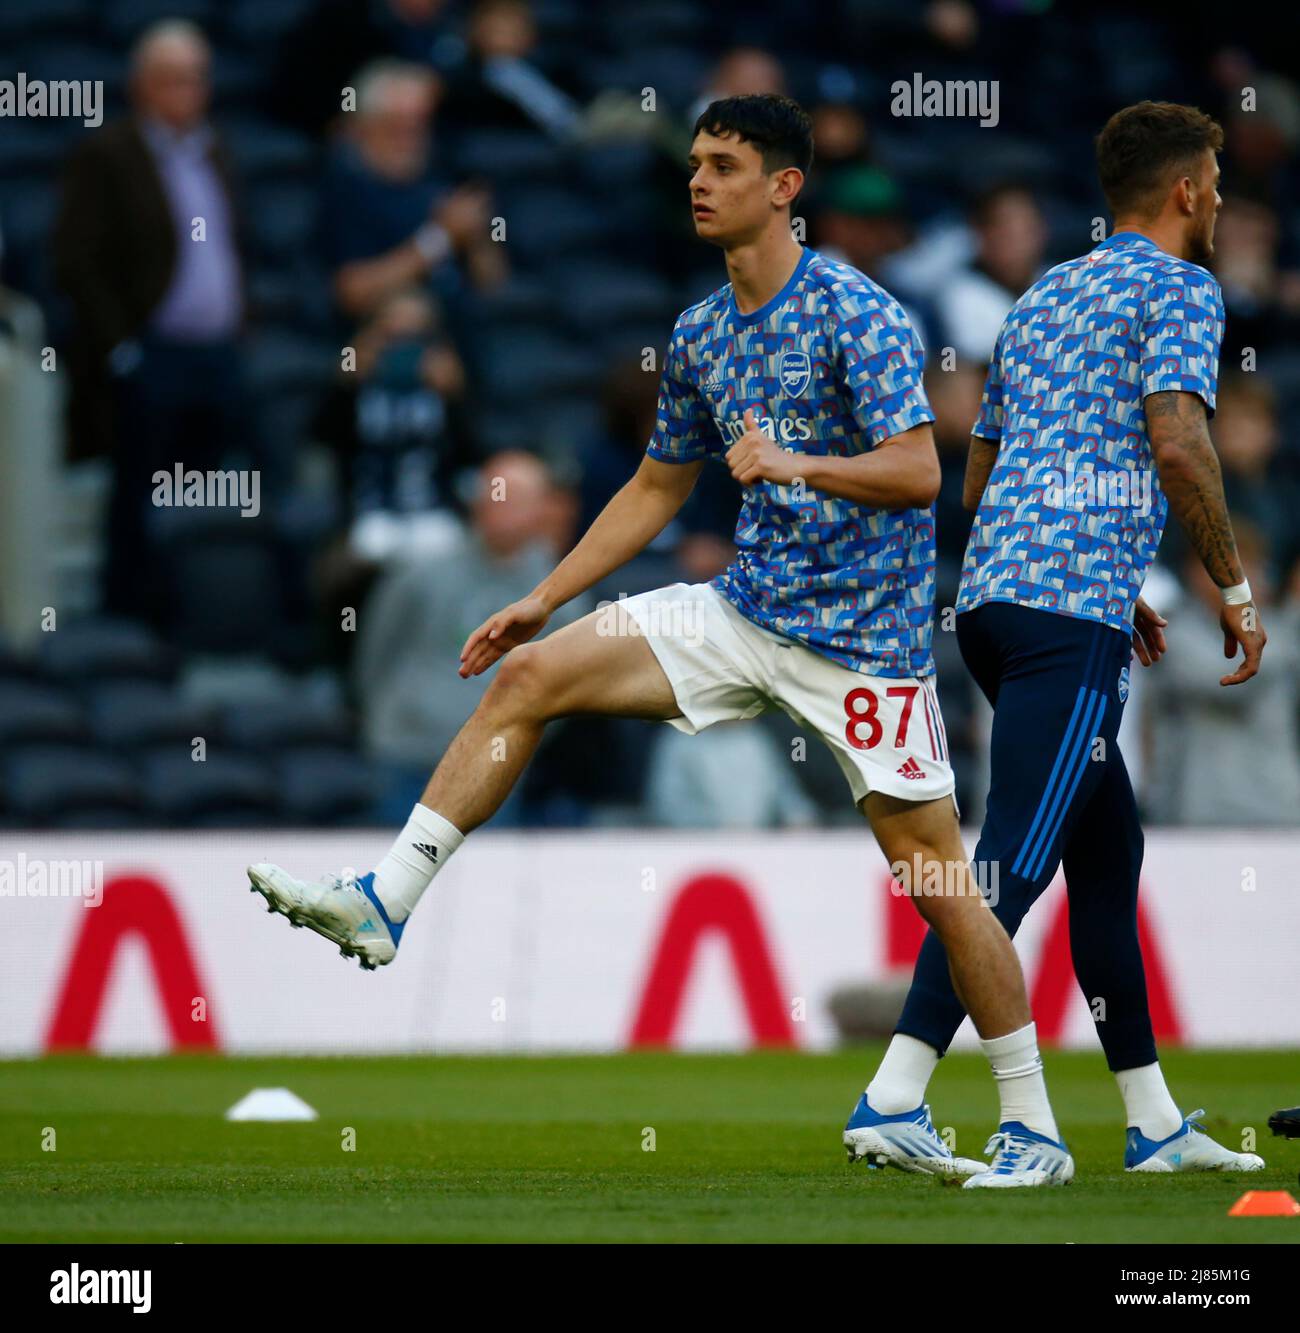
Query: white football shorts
615 582 955 805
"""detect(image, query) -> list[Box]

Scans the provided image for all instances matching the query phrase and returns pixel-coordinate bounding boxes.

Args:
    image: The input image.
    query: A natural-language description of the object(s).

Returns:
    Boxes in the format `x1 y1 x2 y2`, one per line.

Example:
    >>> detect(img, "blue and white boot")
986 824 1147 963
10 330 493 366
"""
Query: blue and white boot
1125 1110 1265 1173
247 863 404 970
962 1122 1075 1188
843 1094 986 1176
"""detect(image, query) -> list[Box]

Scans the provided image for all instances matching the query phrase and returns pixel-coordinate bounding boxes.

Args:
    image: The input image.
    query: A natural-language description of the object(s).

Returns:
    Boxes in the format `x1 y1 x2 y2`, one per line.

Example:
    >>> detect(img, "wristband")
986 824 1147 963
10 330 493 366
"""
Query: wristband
1220 580 1252 606
414 222 452 267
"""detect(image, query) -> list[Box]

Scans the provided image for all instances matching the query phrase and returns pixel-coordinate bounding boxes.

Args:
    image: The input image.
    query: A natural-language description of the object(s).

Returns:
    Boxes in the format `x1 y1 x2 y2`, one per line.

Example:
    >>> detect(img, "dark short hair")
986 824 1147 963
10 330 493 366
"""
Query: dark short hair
692 93 814 176
1095 101 1224 217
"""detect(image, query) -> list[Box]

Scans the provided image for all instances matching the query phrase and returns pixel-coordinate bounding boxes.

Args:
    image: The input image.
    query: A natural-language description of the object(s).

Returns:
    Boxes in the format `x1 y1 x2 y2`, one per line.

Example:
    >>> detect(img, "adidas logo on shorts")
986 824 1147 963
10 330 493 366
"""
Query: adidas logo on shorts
896 757 925 780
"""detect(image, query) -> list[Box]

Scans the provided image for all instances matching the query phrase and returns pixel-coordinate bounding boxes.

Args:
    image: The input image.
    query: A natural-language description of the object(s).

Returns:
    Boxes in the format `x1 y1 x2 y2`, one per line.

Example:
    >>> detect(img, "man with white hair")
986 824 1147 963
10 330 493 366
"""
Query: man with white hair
323 58 504 320
54 19 254 621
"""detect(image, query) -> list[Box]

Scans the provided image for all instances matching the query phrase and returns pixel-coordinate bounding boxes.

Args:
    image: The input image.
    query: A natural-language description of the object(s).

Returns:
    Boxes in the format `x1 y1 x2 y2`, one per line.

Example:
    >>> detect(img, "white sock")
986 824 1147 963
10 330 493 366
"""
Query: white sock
866 1034 940 1113
981 1022 1059 1141
371 804 463 923
1115 1062 1183 1140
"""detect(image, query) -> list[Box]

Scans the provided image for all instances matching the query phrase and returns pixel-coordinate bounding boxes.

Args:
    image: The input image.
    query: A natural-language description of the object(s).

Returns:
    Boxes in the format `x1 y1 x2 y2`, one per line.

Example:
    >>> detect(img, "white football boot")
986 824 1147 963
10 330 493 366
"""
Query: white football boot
247 863 403 970
962 1122 1075 1188
1125 1110 1265 1173
843 1093 986 1176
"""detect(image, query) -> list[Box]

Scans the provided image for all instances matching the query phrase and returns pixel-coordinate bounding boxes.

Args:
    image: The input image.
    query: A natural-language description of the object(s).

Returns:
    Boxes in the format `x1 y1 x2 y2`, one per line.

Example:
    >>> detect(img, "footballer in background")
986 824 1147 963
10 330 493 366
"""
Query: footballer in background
863 100 1267 1176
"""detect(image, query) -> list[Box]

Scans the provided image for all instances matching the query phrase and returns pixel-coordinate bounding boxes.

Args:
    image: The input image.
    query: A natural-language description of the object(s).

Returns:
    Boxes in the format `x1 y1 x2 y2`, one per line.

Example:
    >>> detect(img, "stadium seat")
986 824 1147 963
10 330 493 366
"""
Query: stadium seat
208 50 267 111
595 0 708 52
1258 351 1300 448
534 398 603 454
547 262 679 339
221 118 318 182
140 749 278 826
493 187 612 266
246 262 335 333
220 0 315 50
475 406 544 454
151 513 296 660
0 680 87 746
242 327 337 401
275 746 378 826
479 331 602 403
0 633 32 682
39 617 176 684
87 680 217 751
16 41 126 106
451 129 567 186
244 181 320 264
221 697 354 753
0 125 66 178
949 132 1062 197
583 47 709 109
258 388 330 470
571 141 660 194
0 0 91 45
476 275 557 333
100 0 216 48
0 179 60 301
527 0 587 49
46 807 148 830
2 745 142 826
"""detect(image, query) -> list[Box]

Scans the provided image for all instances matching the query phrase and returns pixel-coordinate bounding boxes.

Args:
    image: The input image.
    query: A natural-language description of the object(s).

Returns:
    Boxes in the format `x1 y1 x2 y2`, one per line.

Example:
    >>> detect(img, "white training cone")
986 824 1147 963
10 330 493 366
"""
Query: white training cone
224 1088 318 1122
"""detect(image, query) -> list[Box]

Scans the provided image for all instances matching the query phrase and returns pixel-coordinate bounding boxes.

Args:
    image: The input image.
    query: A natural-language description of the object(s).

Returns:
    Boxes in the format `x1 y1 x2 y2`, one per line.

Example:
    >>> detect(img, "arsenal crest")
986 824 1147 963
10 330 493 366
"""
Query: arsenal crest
778 350 812 398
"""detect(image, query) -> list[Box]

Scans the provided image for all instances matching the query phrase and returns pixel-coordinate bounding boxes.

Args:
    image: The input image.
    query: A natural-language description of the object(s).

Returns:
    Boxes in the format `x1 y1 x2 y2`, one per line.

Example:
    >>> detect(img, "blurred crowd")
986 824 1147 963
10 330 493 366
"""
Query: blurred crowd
1 0 1298 829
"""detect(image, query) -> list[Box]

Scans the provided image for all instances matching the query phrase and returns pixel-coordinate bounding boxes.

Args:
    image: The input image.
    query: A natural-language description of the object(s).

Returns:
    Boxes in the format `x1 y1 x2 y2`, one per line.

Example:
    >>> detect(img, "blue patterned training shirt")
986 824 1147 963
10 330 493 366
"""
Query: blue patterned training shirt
957 231 1224 631
648 247 937 677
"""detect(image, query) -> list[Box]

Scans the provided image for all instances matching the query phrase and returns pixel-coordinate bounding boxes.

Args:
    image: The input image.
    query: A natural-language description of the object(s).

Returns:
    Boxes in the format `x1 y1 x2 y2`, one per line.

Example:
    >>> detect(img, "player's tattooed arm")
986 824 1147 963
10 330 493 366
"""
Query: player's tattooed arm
1147 389 1266 686
962 437 999 511
1145 390 1243 589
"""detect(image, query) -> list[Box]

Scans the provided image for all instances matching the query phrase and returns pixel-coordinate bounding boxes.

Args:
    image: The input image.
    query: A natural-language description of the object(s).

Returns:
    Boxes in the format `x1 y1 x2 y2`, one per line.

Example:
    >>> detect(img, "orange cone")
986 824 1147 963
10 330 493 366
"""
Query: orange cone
1228 1190 1300 1217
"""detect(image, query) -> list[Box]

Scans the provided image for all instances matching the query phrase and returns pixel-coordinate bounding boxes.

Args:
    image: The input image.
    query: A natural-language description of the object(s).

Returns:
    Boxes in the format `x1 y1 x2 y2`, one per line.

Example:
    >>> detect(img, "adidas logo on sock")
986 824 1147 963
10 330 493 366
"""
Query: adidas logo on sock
413 842 440 865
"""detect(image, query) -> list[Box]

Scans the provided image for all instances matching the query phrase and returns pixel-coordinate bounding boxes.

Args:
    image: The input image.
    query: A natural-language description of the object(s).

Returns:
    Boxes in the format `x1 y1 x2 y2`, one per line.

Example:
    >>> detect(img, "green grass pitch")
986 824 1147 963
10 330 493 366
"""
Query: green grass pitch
1 1048 1296 1243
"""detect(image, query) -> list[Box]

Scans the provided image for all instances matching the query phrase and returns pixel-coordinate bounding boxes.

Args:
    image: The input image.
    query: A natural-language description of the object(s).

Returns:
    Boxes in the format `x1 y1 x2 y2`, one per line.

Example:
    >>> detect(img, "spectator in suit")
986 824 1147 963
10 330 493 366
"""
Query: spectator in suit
53 19 259 622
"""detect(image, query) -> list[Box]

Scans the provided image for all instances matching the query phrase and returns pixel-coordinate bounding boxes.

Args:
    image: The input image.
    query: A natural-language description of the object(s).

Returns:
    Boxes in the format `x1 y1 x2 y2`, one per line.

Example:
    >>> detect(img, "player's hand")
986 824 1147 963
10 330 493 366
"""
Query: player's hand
1131 597 1168 667
1218 601 1266 687
725 408 804 487
459 595 551 678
